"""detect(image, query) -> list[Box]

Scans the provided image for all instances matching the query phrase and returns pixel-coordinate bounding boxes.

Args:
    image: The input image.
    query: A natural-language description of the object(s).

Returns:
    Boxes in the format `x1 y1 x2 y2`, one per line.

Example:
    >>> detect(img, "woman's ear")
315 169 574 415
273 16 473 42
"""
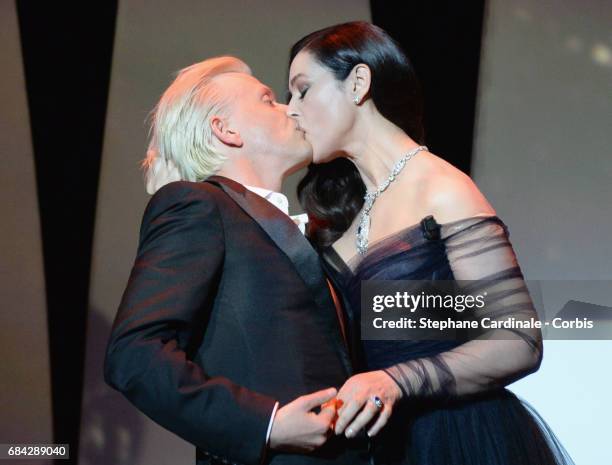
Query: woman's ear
210 116 243 147
349 63 372 104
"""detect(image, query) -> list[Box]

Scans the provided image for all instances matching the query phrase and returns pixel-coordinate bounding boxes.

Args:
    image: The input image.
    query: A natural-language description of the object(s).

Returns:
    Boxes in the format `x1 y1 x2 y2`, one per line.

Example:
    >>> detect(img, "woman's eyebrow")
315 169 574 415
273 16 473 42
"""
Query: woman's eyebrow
289 73 306 89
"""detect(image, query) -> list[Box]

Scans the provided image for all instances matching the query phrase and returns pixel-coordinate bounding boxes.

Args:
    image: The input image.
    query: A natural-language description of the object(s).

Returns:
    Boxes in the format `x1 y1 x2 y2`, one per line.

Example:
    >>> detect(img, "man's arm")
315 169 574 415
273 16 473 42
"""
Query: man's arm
104 181 276 465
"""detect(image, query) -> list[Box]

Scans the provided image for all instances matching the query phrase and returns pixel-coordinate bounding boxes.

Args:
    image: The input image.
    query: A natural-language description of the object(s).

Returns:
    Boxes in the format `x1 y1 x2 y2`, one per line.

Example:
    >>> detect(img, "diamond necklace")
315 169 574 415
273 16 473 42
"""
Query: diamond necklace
356 145 428 255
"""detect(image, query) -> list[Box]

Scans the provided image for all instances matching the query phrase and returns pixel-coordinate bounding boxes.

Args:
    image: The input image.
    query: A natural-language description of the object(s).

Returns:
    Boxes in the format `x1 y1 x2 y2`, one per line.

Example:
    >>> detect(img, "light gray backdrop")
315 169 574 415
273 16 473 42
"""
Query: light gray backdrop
473 1 612 464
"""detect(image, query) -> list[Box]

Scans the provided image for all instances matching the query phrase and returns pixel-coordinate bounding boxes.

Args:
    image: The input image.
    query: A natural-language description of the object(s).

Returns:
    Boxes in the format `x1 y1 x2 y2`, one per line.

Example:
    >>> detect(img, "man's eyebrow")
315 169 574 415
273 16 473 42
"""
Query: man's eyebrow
289 73 305 89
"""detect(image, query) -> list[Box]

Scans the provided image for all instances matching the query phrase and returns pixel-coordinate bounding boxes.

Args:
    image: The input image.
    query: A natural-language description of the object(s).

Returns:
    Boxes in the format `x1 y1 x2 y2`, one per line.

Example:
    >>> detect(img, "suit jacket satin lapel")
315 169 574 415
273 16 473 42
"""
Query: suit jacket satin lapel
207 175 332 304
206 176 351 373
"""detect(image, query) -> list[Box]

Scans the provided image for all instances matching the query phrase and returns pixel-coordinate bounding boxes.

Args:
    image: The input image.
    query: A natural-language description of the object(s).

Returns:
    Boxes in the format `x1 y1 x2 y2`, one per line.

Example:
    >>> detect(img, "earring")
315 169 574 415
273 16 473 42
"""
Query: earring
353 95 360 104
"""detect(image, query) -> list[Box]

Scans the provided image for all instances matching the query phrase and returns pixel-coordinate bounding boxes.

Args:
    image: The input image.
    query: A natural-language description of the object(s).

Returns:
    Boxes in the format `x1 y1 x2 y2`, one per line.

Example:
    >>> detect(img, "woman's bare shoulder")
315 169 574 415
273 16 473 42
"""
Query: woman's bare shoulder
415 152 496 223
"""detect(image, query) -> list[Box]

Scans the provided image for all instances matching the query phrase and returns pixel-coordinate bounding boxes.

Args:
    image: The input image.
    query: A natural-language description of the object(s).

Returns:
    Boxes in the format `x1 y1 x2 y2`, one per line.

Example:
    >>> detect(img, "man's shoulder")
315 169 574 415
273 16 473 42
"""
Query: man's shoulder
153 180 221 200
142 180 229 220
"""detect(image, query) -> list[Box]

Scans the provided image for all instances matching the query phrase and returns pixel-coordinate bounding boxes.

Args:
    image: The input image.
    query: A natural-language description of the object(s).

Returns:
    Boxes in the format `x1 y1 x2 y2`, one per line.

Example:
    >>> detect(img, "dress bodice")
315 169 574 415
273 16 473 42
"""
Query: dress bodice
321 215 514 369
321 215 573 465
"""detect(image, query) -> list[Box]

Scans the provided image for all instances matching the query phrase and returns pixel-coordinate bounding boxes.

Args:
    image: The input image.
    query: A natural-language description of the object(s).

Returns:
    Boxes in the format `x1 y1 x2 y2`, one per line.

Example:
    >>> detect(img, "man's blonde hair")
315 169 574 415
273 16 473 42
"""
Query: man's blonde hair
143 56 252 185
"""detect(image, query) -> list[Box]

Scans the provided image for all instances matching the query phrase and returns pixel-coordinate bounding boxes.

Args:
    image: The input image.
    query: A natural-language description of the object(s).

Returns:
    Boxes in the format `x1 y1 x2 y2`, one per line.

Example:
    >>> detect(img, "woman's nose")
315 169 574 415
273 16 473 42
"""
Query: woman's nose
276 103 297 119
285 94 301 118
285 104 300 118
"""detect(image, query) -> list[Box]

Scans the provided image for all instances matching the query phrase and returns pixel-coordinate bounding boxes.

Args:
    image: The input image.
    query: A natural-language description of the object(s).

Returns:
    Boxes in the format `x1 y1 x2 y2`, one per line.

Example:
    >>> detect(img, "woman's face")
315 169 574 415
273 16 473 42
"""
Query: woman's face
287 51 356 163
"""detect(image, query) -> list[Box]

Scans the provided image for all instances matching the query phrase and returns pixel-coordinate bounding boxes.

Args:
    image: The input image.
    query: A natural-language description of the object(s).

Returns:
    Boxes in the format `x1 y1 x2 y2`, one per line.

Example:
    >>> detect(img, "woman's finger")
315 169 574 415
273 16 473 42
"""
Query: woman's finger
344 399 381 438
366 404 392 437
334 397 365 435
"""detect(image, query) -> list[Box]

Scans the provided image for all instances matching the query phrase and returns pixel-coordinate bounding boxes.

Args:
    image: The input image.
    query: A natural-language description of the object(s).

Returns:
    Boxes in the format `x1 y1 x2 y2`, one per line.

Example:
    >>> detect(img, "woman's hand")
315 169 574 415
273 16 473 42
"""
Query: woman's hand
334 370 402 438
145 153 181 195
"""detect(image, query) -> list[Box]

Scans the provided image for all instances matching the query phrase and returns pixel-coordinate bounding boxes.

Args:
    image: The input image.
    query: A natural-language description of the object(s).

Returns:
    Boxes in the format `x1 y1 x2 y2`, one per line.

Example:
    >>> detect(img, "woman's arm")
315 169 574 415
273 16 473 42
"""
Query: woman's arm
334 173 542 438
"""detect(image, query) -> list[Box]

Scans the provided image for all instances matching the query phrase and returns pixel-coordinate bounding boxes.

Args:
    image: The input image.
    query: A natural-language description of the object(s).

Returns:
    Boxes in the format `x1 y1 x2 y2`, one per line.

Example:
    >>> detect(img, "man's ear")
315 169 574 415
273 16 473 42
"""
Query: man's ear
210 116 243 147
348 63 372 104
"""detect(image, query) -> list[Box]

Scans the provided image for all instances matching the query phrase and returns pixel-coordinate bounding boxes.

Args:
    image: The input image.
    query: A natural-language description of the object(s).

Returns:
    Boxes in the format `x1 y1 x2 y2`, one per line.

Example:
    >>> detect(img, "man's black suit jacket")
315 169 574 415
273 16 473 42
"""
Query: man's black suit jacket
104 176 365 465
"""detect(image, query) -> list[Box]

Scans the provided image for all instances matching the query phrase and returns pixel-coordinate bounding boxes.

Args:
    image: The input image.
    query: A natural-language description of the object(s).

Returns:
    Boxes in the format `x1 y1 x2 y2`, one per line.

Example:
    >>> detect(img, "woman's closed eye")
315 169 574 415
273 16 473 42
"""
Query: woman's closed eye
285 86 308 104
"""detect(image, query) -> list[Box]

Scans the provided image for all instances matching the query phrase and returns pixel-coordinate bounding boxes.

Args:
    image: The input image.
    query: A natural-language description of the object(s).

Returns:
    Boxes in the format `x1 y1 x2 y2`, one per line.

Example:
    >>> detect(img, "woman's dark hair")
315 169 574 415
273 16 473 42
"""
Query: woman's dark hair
291 21 425 248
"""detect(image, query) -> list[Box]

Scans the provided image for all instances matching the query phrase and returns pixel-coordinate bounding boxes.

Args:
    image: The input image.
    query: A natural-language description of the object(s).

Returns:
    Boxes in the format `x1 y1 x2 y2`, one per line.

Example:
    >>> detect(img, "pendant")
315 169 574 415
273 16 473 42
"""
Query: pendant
354 145 428 257
357 212 370 255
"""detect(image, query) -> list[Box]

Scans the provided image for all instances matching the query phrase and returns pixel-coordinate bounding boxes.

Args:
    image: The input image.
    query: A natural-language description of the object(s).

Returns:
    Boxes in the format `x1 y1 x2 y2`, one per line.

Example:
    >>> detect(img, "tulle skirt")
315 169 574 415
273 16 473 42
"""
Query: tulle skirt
371 388 574 465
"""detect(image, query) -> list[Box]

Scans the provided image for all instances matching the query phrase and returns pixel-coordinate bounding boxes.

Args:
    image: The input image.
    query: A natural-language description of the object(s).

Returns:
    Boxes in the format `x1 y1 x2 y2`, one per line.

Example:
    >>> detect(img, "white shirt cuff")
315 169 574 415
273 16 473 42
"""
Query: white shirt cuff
265 401 280 446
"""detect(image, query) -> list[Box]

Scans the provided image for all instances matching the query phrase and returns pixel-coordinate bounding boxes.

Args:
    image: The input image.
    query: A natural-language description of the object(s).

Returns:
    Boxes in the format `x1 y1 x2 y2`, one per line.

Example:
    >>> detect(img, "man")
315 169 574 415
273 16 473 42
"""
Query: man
104 57 366 465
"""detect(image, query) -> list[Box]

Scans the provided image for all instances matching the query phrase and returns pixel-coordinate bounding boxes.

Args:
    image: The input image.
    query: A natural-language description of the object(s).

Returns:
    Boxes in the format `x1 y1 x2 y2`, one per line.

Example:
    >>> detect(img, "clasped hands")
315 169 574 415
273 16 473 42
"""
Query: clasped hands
269 370 402 452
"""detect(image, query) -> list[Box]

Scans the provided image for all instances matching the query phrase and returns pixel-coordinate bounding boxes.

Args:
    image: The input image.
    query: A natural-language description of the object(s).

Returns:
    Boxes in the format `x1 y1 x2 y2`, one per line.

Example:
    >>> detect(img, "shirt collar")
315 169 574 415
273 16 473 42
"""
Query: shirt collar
245 184 309 234
245 185 289 215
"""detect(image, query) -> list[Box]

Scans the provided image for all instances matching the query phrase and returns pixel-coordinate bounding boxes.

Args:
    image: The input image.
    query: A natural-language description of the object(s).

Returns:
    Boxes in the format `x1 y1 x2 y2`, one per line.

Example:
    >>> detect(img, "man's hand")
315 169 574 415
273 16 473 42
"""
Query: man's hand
269 387 338 452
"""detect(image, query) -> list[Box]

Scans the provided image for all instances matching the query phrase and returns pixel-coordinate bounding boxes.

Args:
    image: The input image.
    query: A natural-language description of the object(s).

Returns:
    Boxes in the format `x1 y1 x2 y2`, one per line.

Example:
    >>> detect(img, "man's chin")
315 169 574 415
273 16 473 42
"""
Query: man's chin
285 154 312 176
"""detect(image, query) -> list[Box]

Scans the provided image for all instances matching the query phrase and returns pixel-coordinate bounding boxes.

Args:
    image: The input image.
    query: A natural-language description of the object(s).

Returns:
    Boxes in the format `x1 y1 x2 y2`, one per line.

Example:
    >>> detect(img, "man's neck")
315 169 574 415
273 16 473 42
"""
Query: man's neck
216 160 283 192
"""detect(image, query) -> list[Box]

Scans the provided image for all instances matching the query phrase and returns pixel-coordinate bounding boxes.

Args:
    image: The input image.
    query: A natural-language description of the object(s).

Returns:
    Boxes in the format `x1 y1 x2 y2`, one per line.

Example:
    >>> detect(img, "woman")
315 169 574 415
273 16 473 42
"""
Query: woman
287 21 573 465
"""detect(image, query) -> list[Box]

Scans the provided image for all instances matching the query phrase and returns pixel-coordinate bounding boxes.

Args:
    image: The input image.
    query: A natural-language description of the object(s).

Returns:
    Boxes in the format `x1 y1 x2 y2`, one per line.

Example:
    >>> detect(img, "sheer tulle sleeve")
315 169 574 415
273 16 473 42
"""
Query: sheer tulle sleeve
384 216 543 399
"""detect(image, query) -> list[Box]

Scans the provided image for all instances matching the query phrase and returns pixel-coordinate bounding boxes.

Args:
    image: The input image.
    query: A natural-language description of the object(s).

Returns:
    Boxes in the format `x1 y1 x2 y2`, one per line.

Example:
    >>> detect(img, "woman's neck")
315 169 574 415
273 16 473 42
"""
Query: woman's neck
344 115 421 192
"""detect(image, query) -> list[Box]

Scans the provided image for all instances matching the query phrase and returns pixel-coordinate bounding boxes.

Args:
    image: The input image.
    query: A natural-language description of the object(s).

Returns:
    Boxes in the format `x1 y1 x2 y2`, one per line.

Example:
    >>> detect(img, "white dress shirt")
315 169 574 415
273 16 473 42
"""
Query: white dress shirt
245 185 309 234
244 184 309 447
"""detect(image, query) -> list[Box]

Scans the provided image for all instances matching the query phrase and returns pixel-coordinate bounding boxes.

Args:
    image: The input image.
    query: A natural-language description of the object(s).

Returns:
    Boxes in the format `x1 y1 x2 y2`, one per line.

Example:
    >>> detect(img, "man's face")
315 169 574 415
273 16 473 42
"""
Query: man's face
215 73 312 174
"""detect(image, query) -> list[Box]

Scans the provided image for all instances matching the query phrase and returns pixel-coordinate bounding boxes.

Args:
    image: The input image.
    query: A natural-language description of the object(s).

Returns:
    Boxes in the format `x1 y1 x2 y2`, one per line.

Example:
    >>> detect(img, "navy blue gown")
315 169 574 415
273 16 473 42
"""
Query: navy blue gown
321 215 574 465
